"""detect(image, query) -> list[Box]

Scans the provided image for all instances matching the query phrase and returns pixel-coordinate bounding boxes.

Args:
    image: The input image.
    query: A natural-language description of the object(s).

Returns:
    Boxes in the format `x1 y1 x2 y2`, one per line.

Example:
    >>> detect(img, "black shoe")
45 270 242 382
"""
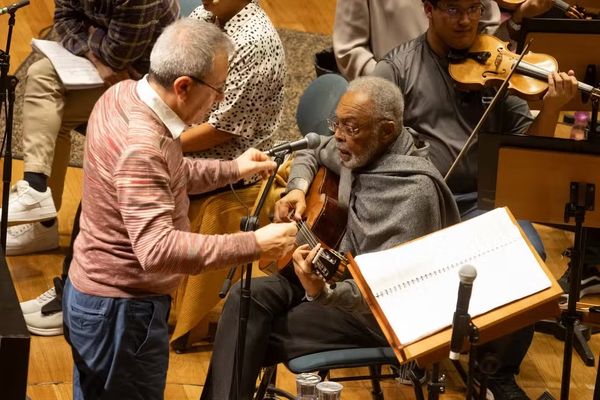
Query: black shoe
558 264 600 299
487 374 530 400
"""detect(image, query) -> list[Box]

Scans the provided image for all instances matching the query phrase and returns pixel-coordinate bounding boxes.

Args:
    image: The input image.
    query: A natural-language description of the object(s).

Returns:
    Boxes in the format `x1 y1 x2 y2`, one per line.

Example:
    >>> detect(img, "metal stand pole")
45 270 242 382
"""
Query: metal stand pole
219 153 286 400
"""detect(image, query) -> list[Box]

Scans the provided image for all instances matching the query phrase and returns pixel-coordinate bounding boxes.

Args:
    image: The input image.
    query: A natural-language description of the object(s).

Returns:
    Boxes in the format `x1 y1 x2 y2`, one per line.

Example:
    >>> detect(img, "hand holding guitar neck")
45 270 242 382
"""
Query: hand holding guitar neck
293 244 326 298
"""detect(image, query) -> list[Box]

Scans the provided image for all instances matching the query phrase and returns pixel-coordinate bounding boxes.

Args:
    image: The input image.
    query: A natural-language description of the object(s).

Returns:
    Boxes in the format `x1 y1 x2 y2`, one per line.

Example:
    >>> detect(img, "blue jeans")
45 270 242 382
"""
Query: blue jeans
62 279 171 400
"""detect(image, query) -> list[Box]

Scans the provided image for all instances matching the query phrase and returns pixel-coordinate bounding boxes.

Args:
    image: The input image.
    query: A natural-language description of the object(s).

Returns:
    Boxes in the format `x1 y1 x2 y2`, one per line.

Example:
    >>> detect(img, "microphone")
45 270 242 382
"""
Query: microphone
0 0 30 15
449 264 477 360
266 132 321 156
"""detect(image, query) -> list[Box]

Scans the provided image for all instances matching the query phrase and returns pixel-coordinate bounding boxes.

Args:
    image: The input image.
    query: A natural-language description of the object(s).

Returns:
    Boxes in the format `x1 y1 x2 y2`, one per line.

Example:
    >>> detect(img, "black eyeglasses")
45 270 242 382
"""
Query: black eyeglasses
327 117 360 137
327 117 390 137
187 75 225 95
435 2 484 20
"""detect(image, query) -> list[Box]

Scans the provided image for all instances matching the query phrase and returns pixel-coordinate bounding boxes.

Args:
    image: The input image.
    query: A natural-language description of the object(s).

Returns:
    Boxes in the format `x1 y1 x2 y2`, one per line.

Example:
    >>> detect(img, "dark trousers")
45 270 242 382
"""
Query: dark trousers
63 280 171 400
200 275 388 400
455 192 542 375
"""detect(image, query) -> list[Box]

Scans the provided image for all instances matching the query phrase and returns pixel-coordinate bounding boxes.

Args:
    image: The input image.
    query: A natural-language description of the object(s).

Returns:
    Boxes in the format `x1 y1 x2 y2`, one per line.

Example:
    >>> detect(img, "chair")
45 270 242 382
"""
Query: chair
295 73 348 137
178 0 198 17
255 347 411 400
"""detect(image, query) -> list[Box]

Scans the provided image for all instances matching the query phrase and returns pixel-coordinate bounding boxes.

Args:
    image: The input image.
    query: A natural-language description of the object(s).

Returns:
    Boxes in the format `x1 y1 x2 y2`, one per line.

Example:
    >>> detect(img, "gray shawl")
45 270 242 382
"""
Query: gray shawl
287 129 460 315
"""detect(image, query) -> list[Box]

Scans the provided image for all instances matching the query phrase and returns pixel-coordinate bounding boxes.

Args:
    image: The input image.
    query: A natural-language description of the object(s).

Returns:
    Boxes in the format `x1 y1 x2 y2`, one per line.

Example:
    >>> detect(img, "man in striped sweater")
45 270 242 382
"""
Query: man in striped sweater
62 19 297 399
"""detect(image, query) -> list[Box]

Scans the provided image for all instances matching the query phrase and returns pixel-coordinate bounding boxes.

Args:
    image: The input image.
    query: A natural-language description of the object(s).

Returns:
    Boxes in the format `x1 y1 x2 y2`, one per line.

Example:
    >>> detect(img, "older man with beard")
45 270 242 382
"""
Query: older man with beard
199 76 460 400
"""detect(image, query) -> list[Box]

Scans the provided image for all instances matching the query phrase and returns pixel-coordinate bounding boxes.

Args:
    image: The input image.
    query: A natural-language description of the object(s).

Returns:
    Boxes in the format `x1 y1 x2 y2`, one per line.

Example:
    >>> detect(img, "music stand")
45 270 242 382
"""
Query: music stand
478 132 600 400
346 215 563 398
0 248 30 400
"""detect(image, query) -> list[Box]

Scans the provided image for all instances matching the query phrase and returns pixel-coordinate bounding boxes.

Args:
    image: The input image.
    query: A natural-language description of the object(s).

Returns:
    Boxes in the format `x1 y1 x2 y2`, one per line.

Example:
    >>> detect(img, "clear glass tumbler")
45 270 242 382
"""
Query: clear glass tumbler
316 381 343 400
295 372 322 399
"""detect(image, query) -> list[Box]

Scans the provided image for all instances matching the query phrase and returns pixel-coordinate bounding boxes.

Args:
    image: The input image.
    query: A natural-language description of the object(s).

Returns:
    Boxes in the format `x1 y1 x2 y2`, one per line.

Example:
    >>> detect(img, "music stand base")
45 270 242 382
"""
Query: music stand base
535 319 595 366
538 392 557 400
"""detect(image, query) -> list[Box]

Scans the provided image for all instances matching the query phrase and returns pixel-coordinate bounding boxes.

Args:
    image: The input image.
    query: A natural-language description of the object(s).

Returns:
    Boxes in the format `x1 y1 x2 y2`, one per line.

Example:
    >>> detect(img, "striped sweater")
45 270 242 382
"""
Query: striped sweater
69 80 259 298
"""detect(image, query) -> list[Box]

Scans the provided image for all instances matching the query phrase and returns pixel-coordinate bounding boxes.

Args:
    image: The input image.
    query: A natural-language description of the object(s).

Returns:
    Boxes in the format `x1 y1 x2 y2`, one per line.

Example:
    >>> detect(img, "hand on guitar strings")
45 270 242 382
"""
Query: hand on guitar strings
274 189 306 222
293 243 326 299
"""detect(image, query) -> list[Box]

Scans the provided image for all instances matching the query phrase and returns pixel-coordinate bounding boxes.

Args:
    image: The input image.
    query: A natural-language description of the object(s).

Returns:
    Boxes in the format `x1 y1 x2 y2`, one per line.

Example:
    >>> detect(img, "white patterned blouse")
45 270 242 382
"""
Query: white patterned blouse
187 2 287 161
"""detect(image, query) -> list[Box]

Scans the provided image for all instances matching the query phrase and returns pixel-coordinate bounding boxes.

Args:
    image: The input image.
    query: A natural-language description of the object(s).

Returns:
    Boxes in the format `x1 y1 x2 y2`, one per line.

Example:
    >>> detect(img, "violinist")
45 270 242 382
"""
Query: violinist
373 0 578 398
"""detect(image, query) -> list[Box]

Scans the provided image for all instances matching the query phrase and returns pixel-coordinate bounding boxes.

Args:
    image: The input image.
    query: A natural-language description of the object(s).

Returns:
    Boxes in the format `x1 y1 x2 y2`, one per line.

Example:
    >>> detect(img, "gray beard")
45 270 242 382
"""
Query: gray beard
340 139 381 170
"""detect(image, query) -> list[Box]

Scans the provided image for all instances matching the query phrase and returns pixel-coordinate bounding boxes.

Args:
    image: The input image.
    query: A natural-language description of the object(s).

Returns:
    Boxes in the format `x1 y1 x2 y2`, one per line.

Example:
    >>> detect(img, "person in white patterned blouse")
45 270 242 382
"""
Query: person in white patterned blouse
169 0 288 351
184 0 286 162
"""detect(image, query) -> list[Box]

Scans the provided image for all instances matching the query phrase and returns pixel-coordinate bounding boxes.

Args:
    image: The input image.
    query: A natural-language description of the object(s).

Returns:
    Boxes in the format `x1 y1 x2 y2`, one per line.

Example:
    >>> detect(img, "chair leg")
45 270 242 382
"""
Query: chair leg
369 365 385 400
255 365 296 400
255 365 276 400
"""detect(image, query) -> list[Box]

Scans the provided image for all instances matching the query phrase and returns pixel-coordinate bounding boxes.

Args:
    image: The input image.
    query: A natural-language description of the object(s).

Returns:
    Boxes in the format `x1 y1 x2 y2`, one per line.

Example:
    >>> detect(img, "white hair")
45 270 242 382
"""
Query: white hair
149 18 234 88
347 76 405 136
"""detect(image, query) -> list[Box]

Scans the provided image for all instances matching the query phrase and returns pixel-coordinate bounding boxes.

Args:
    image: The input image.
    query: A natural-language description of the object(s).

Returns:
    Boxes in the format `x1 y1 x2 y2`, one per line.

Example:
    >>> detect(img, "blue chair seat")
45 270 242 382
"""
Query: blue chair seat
255 347 406 400
287 347 398 372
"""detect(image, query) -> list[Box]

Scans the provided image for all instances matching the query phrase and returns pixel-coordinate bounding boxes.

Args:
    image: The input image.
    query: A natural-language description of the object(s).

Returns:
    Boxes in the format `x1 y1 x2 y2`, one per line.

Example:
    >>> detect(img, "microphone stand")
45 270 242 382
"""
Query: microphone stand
219 151 286 400
0 7 22 252
448 320 501 400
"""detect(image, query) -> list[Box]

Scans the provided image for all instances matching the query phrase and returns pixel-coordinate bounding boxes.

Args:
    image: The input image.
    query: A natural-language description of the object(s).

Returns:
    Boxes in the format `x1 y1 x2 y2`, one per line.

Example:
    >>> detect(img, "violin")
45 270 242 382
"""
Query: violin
448 34 600 101
497 0 588 20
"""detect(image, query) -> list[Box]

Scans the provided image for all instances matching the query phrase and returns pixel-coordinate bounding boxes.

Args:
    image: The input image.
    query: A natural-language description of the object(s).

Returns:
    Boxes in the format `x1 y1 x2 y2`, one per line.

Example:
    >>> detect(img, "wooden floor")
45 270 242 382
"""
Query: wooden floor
2 0 600 399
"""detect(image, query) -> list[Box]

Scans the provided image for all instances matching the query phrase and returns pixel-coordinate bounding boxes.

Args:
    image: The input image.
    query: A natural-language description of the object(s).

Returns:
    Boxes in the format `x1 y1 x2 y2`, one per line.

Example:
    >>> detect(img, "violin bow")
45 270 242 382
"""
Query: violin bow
444 40 533 183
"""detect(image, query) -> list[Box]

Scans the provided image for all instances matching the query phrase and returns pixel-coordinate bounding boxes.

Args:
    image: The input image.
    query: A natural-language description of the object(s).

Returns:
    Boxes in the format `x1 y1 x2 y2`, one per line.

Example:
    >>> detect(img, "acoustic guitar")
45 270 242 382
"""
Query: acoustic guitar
260 166 349 285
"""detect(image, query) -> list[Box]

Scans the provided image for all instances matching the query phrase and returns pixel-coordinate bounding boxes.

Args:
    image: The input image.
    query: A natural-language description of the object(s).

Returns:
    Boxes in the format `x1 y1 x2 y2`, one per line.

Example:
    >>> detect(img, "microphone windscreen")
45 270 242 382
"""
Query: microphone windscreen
458 264 477 284
304 132 321 150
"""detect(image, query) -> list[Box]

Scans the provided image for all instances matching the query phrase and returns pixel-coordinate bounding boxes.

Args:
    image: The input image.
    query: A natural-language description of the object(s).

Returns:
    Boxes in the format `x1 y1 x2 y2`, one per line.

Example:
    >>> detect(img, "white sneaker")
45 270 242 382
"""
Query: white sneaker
20 287 57 315
0 180 57 223
24 310 63 336
6 221 59 256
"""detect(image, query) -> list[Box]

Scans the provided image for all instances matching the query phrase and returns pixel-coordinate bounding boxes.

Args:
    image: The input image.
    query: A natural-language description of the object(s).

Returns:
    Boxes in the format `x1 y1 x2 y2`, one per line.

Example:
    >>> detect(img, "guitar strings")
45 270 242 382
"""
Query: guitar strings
297 221 348 265
296 220 320 248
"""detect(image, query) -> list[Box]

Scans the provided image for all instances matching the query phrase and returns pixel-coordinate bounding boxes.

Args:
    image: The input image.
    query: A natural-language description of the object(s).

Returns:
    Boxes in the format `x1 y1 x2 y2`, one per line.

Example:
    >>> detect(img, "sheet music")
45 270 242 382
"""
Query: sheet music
31 39 104 90
353 208 551 345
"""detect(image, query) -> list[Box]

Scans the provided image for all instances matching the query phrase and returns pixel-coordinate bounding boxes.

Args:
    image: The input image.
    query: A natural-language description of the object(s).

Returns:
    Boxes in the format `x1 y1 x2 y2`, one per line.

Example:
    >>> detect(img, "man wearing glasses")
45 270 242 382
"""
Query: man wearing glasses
373 0 578 397
62 19 297 399
332 0 553 81
200 76 460 400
